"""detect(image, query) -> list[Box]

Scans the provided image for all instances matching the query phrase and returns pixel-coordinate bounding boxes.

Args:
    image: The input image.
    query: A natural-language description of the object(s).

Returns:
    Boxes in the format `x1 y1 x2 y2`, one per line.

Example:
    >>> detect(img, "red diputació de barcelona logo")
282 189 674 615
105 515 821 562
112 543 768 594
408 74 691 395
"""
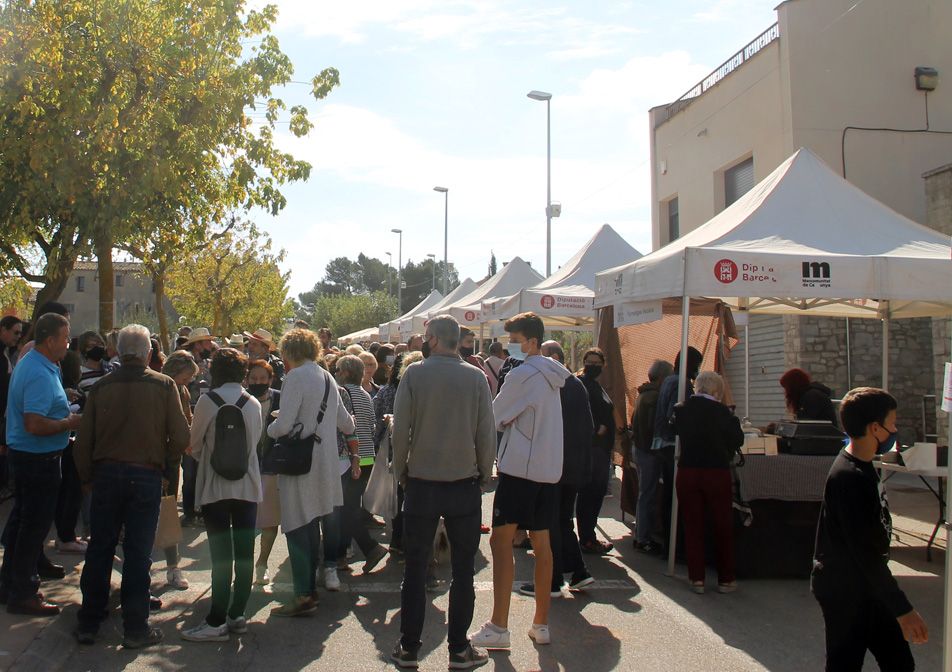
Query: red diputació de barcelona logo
714 259 738 284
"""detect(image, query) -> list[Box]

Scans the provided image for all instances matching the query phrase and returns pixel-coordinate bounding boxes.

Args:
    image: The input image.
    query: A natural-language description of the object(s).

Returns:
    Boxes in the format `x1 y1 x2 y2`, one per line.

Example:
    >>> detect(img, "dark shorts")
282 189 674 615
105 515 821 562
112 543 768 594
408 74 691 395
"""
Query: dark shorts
492 473 558 531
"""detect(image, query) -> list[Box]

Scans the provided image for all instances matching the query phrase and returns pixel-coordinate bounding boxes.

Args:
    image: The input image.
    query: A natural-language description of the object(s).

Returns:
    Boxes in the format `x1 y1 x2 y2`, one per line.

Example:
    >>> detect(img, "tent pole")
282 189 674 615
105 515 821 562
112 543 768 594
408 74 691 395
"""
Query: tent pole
881 302 890 391
944 318 952 672
666 295 690 576
745 319 751 421
845 317 852 389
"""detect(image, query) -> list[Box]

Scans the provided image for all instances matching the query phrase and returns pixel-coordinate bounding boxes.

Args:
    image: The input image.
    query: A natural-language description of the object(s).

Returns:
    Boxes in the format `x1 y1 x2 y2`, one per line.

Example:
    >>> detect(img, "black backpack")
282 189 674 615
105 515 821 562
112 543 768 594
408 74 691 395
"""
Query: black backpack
207 391 251 481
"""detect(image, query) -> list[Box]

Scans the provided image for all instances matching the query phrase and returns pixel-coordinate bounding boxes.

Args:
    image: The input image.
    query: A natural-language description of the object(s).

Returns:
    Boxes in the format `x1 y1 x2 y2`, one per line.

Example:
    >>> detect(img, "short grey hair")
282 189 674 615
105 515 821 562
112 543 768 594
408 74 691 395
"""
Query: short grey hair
695 371 725 400
117 324 152 363
647 359 674 383
427 314 459 349
541 340 564 363
336 354 365 385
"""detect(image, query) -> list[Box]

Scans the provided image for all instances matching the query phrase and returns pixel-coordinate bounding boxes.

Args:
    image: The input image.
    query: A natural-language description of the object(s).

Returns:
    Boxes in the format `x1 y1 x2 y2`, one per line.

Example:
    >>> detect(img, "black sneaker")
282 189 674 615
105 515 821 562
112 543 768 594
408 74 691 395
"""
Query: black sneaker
74 628 97 645
123 627 164 649
633 540 661 555
390 641 419 668
149 595 163 611
518 583 562 598
569 572 596 591
448 644 489 669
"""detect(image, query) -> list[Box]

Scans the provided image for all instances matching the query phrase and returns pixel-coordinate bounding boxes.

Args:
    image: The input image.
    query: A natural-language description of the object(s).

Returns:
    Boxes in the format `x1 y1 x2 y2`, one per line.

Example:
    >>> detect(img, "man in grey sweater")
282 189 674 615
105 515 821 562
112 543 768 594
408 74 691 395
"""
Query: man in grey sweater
391 314 496 670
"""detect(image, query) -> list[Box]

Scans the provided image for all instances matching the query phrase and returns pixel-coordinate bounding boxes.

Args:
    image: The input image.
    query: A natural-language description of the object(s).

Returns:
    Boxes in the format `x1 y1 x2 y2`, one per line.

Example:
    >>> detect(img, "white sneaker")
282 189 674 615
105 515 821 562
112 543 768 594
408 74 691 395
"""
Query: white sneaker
469 622 511 650
226 616 248 634
528 624 551 645
56 539 87 554
324 567 341 591
254 565 270 585
181 621 229 642
167 567 189 590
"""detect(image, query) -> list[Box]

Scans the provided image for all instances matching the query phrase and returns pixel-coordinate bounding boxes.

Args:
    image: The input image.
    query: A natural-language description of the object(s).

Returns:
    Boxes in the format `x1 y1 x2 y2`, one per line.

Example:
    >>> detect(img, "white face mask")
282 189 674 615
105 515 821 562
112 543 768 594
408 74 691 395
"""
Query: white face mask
507 341 526 361
385 356 395 366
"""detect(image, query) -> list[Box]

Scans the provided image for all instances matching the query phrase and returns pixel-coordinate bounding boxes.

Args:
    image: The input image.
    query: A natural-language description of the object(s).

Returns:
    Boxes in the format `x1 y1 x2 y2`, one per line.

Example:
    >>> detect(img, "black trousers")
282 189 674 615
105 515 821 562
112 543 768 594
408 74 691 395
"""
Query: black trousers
202 499 257 627
576 448 611 544
400 478 481 654
816 593 914 672
54 440 82 543
340 469 376 558
551 485 586 588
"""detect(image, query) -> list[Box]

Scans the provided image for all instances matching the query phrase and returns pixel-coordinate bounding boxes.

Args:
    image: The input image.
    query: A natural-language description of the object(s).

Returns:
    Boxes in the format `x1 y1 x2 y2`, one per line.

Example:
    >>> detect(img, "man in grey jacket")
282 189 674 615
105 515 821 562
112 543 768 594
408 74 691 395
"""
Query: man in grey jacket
391 314 495 670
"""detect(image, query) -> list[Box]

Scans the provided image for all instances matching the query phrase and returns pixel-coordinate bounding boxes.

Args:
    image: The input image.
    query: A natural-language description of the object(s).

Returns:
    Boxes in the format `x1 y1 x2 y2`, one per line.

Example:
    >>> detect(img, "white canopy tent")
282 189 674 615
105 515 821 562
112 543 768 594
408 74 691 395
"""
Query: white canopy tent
595 147 952 653
434 257 543 328
378 289 443 343
482 224 642 330
397 278 478 340
337 326 379 346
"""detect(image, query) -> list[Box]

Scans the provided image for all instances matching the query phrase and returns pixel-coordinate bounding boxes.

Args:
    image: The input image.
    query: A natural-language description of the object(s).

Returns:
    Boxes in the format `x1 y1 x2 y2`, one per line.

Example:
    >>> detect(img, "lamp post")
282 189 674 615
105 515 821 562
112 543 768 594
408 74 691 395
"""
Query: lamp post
426 253 436 291
527 90 552 276
385 251 392 297
391 229 403 311
433 186 448 294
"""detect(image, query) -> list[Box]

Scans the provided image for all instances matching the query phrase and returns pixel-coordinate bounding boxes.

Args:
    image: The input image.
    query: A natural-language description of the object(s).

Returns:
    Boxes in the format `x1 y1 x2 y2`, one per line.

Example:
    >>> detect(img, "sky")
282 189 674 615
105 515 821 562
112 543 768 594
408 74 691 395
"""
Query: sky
249 0 780 298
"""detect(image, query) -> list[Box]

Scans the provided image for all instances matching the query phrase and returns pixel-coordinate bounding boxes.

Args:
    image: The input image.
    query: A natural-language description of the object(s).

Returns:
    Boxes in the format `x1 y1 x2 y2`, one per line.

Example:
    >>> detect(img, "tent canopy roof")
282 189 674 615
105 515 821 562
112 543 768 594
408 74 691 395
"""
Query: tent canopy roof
596 147 952 319
436 257 543 325
379 289 443 335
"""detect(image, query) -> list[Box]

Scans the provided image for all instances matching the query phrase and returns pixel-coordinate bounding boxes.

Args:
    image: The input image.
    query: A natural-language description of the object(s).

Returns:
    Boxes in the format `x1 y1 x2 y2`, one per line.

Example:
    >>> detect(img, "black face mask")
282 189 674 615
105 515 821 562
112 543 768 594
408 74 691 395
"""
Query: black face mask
584 364 603 379
85 345 106 362
199 348 213 360
459 346 474 358
421 339 432 359
247 383 270 398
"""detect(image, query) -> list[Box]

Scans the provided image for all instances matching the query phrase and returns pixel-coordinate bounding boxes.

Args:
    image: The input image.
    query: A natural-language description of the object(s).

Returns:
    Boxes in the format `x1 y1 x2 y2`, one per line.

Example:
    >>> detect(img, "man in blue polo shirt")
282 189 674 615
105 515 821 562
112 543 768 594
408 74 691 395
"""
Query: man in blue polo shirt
0 313 81 616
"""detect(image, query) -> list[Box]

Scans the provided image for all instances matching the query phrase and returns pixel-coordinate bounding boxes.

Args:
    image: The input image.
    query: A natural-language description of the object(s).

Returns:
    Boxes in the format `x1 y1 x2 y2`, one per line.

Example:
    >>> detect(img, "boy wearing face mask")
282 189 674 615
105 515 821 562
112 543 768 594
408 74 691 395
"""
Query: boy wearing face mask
575 348 615 555
77 331 110 395
812 387 928 670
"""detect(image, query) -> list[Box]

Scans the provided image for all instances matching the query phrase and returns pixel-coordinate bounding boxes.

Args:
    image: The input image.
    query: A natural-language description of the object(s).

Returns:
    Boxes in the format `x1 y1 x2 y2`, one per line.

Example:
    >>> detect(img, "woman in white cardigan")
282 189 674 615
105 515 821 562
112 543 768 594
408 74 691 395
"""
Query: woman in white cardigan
182 348 263 642
267 329 356 616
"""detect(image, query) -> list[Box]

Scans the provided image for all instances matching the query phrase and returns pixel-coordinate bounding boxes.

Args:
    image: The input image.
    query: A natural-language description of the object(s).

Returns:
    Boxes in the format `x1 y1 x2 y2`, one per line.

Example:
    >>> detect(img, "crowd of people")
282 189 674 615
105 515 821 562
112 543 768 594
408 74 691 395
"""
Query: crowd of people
0 303 930 669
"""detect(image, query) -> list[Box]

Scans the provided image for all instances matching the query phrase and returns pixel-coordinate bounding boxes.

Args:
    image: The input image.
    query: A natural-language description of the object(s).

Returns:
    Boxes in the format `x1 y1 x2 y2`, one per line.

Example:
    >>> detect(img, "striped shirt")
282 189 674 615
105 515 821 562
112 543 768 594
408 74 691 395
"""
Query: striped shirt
343 383 376 465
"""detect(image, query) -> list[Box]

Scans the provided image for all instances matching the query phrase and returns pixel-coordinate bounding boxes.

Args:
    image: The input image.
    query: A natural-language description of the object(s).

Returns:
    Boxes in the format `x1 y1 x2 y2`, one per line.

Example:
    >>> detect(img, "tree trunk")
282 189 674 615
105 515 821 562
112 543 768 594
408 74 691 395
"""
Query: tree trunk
153 268 170 353
95 231 115 333
30 251 79 324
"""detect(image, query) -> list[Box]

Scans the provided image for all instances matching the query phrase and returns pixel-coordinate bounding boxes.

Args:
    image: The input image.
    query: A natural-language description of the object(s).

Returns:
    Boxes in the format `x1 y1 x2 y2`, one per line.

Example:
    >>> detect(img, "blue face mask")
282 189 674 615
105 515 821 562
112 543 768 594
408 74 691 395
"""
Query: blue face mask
507 342 526 361
876 428 898 455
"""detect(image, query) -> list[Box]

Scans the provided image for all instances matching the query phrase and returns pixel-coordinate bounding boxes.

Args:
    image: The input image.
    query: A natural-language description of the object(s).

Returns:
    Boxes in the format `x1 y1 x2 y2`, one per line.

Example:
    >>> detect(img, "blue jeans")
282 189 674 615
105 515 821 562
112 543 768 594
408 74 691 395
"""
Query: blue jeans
285 511 339 598
400 478 481 654
635 449 662 545
0 449 62 602
77 463 162 636
181 455 199 517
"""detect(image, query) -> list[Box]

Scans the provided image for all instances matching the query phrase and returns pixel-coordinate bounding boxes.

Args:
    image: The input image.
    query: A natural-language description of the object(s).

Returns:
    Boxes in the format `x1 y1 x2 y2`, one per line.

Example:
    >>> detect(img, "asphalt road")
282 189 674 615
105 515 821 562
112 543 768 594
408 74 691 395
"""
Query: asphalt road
0 472 946 671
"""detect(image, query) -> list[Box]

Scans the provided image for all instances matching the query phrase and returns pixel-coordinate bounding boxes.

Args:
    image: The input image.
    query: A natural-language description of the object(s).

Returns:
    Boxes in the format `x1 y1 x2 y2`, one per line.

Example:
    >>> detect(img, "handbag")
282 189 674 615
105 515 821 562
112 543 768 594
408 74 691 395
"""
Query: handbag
362 419 398 520
153 495 183 551
265 370 332 476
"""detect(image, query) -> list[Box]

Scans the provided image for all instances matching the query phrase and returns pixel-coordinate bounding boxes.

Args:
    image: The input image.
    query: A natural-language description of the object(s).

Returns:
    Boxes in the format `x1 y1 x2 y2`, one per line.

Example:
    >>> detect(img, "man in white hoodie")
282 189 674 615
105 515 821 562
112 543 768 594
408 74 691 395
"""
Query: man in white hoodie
470 312 569 650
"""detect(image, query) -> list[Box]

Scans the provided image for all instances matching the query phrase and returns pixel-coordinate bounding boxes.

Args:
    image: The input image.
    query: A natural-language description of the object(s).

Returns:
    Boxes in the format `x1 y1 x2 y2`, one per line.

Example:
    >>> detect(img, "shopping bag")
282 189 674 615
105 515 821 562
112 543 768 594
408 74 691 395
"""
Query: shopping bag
153 495 183 551
362 422 398 520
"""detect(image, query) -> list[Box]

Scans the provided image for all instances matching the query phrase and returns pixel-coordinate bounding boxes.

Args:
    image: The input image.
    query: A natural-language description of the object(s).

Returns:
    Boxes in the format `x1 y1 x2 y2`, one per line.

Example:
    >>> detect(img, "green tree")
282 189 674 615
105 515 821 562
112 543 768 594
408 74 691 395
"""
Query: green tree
166 224 292 336
489 251 498 277
309 292 398 339
0 0 337 328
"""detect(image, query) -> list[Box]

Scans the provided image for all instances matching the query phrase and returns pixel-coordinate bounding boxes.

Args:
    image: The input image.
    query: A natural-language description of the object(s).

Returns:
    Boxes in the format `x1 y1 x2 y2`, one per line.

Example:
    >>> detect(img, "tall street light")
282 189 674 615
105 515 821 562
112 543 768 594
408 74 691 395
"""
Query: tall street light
527 90 552 276
433 186 448 294
426 253 436 291
391 229 403 311
385 251 393 297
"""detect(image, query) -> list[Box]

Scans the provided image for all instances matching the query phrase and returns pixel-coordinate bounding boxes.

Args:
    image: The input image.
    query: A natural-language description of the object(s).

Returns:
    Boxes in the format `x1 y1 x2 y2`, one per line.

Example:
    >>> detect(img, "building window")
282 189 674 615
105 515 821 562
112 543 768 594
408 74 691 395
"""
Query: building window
725 157 754 207
76 276 85 293
667 197 680 242
115 273 124 287
64 303 74 315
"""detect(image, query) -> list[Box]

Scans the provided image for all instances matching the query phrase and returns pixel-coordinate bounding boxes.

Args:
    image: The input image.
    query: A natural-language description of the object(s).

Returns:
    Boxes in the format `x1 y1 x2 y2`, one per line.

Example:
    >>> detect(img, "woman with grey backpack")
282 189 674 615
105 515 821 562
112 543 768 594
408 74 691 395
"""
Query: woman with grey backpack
181 348 263 642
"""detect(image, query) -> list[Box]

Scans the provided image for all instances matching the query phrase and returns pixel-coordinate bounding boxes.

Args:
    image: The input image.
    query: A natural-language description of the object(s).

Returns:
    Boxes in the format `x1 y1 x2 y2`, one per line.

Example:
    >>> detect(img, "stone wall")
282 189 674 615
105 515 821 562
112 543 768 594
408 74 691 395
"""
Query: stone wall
925 164 952 446
784 315 935 442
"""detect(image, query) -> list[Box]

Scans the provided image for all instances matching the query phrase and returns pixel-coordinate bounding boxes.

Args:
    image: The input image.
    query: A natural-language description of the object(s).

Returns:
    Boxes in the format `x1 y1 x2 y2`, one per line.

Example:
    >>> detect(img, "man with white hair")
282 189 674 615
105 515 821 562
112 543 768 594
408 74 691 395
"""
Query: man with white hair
73 324 191 649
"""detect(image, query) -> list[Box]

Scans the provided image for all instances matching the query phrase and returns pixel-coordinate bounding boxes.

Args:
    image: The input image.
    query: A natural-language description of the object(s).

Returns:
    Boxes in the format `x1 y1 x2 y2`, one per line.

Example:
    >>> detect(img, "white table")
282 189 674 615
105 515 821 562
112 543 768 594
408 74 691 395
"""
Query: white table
879 461 947 561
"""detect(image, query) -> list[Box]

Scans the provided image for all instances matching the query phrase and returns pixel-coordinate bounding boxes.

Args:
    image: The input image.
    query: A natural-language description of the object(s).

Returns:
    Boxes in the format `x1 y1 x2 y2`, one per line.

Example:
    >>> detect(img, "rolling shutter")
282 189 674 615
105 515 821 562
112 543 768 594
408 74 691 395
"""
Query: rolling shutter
724 314 787 426
725 157 754 207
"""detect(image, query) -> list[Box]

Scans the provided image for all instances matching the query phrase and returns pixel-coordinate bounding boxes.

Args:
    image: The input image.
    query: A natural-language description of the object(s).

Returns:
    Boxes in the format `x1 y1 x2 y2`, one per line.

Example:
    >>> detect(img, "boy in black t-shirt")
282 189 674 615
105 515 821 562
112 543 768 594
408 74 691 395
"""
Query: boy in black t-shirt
812 387 928 671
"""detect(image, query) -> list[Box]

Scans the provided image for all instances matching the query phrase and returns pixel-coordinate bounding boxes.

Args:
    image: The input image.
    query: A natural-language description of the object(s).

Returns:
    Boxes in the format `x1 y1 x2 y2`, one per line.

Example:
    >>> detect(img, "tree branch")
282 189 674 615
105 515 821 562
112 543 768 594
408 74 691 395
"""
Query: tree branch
0 241 45 283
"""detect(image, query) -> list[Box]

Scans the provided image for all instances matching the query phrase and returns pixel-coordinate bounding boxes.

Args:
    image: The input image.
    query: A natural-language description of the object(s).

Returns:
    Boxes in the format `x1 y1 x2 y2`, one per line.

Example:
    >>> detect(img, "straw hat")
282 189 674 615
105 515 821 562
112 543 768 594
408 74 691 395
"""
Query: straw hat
242 328 276 351
227 333 246 347
184 327 215 346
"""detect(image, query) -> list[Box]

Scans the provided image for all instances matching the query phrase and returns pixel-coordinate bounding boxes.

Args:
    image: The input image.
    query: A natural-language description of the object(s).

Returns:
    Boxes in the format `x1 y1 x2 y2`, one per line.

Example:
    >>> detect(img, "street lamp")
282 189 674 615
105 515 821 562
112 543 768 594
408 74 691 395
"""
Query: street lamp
426 253 436 291
433 186 448 294
391 229 403 311
385 251 392 297
527 90 553 276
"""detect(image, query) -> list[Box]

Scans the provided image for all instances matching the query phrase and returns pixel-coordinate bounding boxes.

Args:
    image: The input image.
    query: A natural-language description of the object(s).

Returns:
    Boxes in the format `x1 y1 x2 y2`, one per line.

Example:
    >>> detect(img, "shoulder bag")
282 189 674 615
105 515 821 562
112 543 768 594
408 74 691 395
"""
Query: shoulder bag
266 370 331 476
